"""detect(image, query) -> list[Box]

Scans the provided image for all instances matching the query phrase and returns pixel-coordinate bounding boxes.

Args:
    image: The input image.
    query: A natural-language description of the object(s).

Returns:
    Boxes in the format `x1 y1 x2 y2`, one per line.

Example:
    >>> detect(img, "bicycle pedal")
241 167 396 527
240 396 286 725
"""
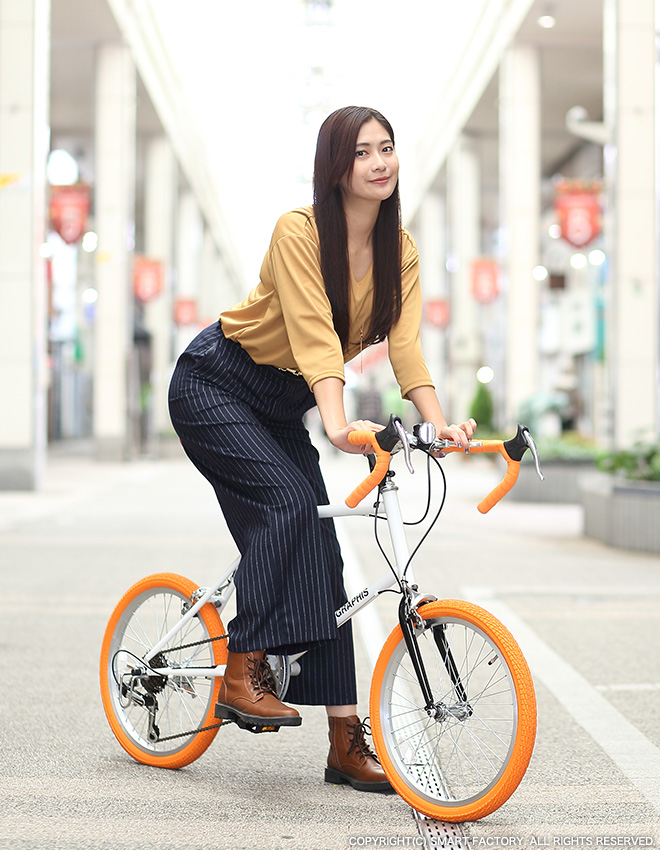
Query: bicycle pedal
229 716 281 734
214 704 282 733
241 721 280 734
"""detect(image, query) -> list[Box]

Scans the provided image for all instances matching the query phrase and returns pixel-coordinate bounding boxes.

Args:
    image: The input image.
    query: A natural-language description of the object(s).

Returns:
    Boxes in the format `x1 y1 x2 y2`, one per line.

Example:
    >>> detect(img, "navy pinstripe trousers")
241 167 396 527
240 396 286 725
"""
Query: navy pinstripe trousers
168 321 357 706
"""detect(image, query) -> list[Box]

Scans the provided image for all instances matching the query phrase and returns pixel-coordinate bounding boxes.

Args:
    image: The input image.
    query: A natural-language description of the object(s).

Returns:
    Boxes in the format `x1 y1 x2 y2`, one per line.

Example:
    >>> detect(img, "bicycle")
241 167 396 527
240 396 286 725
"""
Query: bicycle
100 415 543 822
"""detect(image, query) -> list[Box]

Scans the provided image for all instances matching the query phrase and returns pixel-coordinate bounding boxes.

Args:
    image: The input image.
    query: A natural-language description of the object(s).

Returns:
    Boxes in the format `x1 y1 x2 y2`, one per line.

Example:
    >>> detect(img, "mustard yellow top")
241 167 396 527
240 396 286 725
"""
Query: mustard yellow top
219 206 434 398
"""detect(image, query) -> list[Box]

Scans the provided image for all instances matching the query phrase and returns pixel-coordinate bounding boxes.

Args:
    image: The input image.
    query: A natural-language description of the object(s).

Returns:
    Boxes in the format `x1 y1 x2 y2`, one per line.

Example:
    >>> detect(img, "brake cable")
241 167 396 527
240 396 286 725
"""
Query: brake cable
372 447 448 591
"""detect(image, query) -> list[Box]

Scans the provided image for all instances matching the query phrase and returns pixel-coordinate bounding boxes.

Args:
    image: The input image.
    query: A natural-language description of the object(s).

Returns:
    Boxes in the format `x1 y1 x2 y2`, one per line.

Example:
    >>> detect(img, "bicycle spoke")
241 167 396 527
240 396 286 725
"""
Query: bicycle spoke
107 587 220 753
375 613 521 808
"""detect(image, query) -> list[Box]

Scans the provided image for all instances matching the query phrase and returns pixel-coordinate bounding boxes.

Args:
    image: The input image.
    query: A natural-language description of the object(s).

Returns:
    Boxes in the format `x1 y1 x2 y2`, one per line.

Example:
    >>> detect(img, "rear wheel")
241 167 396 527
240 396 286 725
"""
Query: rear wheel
370 599 536 821
100 573 227 769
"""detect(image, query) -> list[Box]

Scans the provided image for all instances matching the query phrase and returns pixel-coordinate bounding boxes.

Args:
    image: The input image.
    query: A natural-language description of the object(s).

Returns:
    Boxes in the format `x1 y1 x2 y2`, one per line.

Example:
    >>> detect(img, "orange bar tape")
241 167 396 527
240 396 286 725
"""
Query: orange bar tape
441 442 521 513
345 431 391 508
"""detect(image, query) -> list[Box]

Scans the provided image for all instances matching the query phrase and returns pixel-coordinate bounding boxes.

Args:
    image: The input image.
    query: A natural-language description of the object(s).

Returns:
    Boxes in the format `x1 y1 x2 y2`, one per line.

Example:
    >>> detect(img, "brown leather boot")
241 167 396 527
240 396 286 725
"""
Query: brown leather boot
325 715 392 792
215 650 301 729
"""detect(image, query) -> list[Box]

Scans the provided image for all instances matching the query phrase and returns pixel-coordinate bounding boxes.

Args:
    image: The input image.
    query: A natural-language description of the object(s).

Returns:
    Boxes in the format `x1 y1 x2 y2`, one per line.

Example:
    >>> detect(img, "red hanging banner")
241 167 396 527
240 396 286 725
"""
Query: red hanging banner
425 299 450 328
174 298 197 326
471 259 499 304
49 184 91 244
554 179 602 248
133 256 164 303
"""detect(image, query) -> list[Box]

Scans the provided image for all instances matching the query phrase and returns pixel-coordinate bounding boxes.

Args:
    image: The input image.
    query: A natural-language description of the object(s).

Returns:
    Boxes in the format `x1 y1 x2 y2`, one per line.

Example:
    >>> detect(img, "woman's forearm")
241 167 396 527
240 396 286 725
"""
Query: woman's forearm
406 386 447 431
407 385 476 448
312 376 383 454
312 376 348 437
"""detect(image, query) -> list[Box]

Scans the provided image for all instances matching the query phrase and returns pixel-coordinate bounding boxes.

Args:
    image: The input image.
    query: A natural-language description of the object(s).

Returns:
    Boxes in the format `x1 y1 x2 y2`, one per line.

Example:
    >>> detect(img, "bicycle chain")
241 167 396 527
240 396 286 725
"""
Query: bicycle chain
153 721 224 743
158 633 228 656
147 633 229 743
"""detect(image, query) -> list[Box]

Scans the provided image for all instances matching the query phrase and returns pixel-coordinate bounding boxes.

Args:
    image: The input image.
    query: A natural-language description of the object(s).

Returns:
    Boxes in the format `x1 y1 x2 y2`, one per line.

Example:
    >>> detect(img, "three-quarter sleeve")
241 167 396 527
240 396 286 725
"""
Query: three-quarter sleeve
387 232 435 398
268 232 346 389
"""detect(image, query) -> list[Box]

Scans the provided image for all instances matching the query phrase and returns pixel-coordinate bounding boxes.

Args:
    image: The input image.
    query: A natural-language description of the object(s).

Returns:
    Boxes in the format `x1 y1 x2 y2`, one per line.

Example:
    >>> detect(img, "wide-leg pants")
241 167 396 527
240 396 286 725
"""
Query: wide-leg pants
168 321 357 706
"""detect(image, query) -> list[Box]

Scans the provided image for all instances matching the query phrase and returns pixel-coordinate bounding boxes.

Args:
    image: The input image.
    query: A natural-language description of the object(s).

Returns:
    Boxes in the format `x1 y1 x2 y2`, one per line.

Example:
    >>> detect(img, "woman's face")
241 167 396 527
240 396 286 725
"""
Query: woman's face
339 118 399 205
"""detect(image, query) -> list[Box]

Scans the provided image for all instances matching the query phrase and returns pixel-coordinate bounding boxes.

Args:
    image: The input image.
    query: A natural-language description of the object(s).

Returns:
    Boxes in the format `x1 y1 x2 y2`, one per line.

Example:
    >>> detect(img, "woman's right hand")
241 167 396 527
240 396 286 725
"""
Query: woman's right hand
328 420 384 455
313 377 384 455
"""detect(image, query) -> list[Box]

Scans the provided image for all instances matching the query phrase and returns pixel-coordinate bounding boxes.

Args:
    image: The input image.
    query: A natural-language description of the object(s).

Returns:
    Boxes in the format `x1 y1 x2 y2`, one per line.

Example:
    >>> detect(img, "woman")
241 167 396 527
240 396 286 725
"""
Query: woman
168 106 476 793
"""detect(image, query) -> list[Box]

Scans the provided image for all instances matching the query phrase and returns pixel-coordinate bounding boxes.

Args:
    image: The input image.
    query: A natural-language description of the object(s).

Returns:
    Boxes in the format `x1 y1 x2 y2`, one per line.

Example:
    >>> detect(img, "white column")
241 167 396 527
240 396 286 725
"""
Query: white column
174 191 203 356
499 45 541 425
604 0 657 447
416 190 448 396
0 0 49 489
447 136 481 421
93 43 136 460
199 227 220 325
143 136 176 440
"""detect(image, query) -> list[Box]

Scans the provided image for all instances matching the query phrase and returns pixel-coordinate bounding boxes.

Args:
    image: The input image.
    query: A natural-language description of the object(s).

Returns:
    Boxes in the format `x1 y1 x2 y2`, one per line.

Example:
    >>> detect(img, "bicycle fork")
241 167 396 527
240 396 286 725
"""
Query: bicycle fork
380 476 472 721
398 588 473 721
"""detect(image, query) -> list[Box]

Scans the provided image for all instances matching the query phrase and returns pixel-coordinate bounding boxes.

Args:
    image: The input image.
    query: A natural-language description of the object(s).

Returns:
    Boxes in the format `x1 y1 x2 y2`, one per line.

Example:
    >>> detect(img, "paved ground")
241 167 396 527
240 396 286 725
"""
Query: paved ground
0 439 659 849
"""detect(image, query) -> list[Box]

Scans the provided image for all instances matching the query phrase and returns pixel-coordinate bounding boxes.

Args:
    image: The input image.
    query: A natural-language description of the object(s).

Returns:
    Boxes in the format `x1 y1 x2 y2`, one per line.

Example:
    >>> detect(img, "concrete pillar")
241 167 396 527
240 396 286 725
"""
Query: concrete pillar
174 191 203 356
416 190 448 401
199 227 221 325
499 44 541 425
143 136 176 440
447 136 481 421
603 0 657 447
0 0 50 489
93 43 136 460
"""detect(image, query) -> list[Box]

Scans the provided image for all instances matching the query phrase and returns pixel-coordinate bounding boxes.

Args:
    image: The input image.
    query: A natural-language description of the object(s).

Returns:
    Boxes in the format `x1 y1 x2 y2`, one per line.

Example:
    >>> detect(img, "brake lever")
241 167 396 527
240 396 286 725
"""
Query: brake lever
523 430 545 481
394 418 414 474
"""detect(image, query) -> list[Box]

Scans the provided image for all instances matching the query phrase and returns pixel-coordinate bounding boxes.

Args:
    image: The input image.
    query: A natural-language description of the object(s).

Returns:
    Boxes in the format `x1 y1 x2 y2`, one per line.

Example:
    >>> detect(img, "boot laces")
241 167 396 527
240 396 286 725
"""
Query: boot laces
347 717 380 764
247 656 278 697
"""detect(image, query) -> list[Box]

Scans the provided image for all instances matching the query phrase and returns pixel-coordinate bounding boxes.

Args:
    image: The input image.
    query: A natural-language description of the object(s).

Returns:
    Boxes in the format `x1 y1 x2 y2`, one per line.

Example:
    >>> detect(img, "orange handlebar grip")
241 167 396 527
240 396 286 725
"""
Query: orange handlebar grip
477 460 520 513
441 441 521 512
345 431 391 508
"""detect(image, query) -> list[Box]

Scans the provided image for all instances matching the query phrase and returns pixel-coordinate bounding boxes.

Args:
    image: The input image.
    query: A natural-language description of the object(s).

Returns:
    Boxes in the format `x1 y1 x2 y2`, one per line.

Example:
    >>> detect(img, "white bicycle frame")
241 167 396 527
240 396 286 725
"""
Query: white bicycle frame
142 474 419 679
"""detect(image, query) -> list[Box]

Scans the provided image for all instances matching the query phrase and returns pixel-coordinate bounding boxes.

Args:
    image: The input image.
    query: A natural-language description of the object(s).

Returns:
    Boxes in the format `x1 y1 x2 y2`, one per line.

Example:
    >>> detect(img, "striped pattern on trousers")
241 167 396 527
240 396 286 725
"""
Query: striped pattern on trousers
168 321 357 706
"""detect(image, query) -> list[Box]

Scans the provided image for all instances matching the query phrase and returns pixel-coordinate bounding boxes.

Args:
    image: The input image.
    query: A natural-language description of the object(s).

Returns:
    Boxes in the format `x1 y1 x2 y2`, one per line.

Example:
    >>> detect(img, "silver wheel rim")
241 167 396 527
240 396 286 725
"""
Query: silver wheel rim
378 616 518 807
107 587 217 756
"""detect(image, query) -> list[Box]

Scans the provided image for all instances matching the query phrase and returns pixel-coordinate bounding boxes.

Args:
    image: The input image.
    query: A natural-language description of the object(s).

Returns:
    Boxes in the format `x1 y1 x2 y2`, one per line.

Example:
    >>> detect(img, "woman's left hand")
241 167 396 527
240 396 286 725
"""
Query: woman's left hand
437 418 477 451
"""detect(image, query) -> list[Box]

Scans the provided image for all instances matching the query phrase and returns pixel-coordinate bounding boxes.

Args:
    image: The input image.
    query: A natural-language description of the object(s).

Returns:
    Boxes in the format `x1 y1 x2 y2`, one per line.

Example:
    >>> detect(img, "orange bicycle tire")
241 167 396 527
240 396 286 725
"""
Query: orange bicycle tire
370 599 536 821
100 573 227 769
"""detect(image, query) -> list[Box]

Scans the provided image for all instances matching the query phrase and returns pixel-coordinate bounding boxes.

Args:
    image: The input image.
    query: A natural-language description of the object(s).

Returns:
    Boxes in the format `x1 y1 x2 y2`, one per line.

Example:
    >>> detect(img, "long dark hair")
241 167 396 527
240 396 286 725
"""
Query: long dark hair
313 106 402 351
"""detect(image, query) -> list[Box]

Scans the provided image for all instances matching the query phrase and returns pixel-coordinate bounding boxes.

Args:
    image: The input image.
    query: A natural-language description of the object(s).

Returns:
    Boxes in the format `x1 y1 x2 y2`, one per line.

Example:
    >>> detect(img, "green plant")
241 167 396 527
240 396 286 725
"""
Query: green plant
469 384 495 432
527 432 601 463
597 439 660 482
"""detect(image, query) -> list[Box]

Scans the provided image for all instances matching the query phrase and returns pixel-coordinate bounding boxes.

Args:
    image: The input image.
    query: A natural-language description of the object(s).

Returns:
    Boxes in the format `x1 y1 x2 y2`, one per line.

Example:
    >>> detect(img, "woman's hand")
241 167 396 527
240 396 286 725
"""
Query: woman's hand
328 420 384 455
406 388 476 451
313 377 385 455
437 418 477 450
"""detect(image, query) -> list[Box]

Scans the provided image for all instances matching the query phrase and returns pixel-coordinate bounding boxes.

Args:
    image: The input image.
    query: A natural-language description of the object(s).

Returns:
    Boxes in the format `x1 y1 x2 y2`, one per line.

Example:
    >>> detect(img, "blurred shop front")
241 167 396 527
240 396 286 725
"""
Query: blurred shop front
408 0 659 452
0 0 244 488
0 0 659 491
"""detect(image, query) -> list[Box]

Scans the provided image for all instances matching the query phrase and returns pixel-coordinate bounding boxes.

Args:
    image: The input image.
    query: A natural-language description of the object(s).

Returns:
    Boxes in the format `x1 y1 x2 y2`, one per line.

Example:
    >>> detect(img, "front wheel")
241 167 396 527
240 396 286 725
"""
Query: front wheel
370 599 536 822
100 573 228 769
